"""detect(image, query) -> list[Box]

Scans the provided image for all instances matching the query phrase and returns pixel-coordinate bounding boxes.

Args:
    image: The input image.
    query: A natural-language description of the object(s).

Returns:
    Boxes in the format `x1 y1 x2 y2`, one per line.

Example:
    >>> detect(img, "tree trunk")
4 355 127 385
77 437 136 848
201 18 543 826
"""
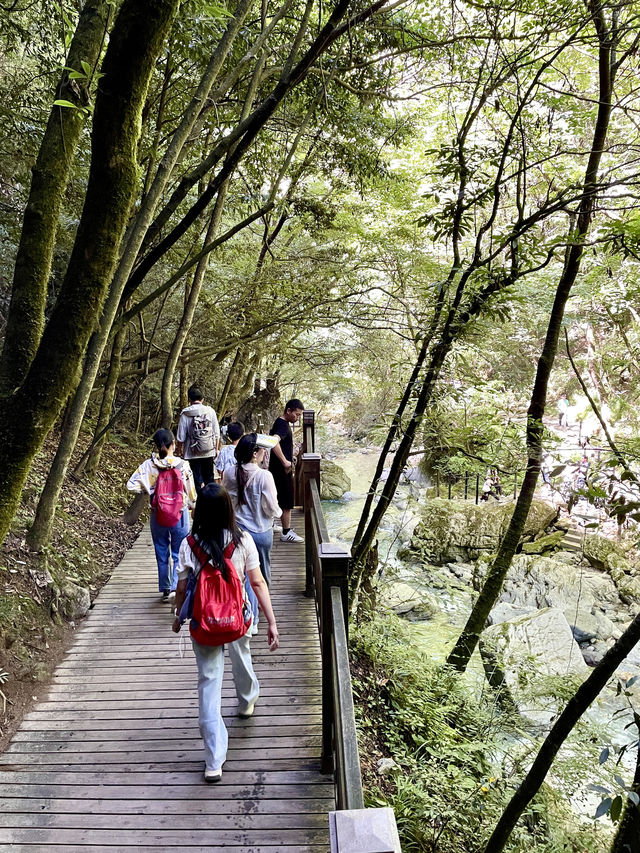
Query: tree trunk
83 322 127 477
217 348 241 415
610 733 640 853
0 0 179 547
18 0 250 549
159 188 228 427
483 613 640 853
0 0 109 393
446 0 614 672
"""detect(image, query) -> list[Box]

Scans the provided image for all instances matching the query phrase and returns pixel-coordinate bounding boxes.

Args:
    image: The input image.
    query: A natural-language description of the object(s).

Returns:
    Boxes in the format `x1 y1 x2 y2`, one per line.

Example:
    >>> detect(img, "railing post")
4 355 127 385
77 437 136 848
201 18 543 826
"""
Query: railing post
464 472 469 501
320 543 351 774
295 410 315 505
475 473 480 504
302 452 321 598
329 807 402 853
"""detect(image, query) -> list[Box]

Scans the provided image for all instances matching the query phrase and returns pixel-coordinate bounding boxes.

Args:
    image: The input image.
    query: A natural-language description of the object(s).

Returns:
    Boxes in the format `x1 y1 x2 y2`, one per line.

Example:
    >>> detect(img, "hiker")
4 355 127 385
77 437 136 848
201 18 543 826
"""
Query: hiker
223 433 282 629
215 421 244 477
176 385 220 495
172 483 279 783
268 398 305 543
126 429 196 602
558 393 569 428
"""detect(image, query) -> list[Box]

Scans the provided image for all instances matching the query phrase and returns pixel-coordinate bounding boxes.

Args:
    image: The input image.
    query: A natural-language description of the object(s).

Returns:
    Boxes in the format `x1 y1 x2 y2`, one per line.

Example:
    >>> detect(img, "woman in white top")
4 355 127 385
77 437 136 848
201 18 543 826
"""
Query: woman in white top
223 433 282 632
172 483 278 783
223 433 281 585
126 428 196 601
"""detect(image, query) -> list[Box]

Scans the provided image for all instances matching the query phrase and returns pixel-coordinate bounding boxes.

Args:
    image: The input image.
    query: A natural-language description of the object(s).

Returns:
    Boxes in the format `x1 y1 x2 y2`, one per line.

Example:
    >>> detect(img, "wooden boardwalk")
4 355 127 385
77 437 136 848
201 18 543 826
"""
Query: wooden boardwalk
0 511 333 851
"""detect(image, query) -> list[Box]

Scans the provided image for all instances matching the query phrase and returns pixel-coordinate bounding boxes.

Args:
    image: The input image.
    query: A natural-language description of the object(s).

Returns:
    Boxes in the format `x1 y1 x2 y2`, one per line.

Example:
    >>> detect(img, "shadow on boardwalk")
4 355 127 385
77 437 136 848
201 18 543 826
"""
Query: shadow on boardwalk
0 511 333 852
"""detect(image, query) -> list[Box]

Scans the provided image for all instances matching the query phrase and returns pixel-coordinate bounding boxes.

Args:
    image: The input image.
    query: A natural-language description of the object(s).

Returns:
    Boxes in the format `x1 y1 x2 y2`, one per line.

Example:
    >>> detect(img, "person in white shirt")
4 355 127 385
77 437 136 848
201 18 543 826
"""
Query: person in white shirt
172 483 278 784
126 429 196 602
176 385 220 494
215 421 244 477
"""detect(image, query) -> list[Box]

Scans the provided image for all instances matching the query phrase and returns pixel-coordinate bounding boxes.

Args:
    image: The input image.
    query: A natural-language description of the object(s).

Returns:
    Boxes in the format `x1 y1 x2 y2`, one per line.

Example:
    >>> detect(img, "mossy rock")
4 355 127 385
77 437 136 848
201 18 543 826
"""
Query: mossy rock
320 459 351 500
521 530 565 555
410 498 557 565
583 534 629 572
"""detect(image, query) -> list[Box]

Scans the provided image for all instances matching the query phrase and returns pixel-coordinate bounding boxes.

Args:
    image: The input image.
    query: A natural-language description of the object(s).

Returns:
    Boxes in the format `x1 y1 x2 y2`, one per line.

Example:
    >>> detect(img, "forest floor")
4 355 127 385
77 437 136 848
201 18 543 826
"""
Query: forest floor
0 427 144 751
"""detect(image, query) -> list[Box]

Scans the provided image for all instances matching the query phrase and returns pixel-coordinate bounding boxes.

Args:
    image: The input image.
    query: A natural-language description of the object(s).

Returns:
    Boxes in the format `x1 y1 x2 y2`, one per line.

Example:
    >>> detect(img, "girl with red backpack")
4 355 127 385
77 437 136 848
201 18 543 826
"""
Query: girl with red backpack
126 429 196 601
172 483 279 783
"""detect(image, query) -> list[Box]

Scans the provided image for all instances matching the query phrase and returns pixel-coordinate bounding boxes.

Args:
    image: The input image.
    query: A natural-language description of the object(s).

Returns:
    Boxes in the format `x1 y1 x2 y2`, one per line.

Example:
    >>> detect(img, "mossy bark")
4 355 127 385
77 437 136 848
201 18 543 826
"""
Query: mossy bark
0 0 109 394
0 0 179 546
610 736 640 853
82 322 127 478
25 0 251 549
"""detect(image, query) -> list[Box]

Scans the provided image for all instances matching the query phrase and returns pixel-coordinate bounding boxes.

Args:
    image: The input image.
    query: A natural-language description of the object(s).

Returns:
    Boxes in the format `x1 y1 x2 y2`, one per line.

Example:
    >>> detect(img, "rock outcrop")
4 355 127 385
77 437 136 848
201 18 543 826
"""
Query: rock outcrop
320 459 351 500
409 497 557 564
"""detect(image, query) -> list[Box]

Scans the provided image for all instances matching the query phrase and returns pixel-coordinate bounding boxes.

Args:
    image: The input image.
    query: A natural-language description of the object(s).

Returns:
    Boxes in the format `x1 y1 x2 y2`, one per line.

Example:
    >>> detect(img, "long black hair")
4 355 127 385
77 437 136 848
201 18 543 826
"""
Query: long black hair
153 428 174 459
234 433 259 506
191 483 242 580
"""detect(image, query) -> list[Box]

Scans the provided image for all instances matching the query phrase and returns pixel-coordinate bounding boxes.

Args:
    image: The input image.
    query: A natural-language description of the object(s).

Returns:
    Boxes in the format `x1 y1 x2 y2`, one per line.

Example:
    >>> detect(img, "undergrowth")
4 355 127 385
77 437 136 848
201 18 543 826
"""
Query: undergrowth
351 613 611 853
0 425 145 746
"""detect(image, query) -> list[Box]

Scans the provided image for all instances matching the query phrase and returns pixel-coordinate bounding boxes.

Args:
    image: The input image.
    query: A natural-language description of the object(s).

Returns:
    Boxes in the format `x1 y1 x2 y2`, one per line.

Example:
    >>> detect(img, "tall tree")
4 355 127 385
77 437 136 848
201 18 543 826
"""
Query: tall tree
447 0 618 671
0 0 180 544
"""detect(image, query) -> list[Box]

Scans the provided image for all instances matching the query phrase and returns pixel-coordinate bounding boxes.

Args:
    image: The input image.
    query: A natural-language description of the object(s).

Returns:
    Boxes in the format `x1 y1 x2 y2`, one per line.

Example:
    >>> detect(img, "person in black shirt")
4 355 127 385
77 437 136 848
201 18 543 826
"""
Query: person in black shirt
269 398 304 542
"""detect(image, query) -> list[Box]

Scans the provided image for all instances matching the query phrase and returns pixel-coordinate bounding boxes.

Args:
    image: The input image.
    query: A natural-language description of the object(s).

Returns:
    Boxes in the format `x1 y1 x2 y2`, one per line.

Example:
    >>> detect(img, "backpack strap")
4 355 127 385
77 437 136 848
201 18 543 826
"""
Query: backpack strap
188 534 236 570
187 534 211 569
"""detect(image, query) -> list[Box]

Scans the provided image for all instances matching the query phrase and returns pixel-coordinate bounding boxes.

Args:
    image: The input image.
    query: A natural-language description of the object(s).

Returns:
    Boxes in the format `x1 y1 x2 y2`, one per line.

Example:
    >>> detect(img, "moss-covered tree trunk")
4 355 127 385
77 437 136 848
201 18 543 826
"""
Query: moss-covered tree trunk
447 0 614 673
82 322 127 477
0 0 109 394
610 735 640 853
0 0 179 546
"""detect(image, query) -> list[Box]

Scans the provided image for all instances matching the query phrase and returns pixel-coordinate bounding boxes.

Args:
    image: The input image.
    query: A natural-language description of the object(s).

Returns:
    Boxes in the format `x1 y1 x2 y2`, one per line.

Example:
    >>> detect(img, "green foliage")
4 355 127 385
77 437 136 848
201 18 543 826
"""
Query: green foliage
351 613 611 852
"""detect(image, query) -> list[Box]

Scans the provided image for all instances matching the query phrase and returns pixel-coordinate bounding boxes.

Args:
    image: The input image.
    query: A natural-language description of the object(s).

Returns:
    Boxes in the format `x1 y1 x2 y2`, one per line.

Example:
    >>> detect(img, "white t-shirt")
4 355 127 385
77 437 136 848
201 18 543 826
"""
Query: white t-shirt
222 463 281 533
215 444 237 474
177 530 259 582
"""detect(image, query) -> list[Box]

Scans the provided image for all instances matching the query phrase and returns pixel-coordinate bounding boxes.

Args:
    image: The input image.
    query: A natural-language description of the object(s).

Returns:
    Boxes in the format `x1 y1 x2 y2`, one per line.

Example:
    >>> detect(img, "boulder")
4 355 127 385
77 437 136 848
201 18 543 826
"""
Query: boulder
58 580 91 621
475 552 628 642
410 498 557 564
583 535 631 572
521 530 565 555
378 582 437 621
481 607 589 697
320 459 351 500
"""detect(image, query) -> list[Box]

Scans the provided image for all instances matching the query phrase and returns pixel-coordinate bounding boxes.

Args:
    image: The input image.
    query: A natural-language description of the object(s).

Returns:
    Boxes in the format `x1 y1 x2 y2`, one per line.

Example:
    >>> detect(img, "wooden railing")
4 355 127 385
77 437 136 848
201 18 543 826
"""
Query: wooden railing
297 410 402 853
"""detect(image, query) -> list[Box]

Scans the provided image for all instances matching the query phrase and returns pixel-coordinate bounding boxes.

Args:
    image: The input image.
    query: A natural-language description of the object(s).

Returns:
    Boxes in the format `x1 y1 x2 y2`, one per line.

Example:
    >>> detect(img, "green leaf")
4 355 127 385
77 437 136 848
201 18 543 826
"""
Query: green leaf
610 795 623 822
53 99 77 109
80 60 92 75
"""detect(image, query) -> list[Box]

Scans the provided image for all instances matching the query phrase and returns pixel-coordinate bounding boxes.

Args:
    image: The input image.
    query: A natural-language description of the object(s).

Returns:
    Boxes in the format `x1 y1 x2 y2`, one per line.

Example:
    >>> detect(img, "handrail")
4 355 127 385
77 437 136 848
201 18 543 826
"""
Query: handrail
298 410 401 852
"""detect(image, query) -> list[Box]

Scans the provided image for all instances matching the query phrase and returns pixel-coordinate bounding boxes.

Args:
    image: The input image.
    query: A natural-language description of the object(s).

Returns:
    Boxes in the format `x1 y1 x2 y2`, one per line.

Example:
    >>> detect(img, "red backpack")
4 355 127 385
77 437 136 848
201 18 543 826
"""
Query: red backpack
151 466 184 527
187 534 251 646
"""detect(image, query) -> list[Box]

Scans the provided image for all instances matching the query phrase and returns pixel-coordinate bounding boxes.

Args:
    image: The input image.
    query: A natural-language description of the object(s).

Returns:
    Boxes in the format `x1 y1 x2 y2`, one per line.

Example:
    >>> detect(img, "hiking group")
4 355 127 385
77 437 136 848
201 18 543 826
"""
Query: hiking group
125 391 305 782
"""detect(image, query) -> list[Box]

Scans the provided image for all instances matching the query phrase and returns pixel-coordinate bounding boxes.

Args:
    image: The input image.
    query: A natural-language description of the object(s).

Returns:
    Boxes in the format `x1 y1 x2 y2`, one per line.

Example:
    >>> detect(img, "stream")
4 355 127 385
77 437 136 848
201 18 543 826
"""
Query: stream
320 441 638 820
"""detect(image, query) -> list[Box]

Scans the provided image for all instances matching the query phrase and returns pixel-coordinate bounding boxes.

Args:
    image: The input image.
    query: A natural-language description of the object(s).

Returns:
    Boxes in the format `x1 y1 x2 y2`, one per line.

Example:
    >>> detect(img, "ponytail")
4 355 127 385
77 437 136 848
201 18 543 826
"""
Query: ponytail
153 428 174 459
234 433 258 506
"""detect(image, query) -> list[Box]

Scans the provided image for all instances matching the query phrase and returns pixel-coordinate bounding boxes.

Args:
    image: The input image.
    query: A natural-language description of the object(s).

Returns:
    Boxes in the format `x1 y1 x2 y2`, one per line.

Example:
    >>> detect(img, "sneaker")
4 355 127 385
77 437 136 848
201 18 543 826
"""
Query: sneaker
204 768 222 783
167 591 176 602
280 529 304 543
238 698 257 718
161 590 170 603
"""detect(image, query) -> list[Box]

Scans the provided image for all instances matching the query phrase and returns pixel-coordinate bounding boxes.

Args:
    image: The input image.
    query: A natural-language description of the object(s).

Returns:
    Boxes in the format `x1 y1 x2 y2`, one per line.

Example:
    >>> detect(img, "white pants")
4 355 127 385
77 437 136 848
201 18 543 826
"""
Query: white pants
191 633 259 771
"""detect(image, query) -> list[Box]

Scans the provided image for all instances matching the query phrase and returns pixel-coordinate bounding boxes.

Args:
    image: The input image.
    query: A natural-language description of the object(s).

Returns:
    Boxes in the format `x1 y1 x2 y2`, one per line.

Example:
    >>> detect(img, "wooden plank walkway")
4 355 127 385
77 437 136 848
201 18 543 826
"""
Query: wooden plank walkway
0 510 333 852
